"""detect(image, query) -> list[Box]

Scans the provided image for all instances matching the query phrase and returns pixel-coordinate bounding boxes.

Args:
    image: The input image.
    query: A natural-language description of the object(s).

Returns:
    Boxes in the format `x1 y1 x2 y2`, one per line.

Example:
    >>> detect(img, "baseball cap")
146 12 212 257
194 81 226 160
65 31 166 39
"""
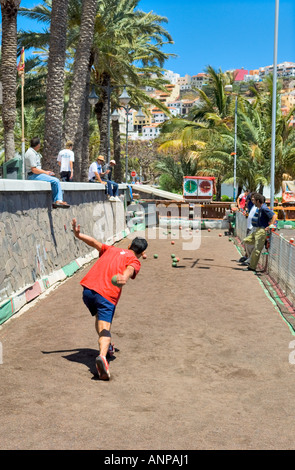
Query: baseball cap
110 160 116 164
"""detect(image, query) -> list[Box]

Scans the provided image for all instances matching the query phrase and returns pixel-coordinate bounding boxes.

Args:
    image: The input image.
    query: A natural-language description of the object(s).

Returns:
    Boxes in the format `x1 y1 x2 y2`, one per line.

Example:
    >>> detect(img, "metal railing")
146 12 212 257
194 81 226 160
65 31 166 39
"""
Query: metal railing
235 211 295 305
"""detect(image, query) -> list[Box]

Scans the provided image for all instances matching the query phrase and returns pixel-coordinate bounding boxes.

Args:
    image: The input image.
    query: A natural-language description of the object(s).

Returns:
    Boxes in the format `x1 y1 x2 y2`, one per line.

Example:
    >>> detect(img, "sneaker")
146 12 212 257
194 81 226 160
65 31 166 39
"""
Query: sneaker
52 201 70 209
95 355 110 380
239 256 247 262
109 196 116 202
240 261 250 266
114 196 121 202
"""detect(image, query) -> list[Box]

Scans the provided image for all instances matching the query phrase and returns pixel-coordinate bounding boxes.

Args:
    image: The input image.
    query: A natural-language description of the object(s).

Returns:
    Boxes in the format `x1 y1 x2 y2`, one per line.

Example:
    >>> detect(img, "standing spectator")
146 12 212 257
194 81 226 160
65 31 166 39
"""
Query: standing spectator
101 159 120 202
242 193 276 271
239 193 260 264
237 189 249 211
25 136 70 208
57 140 74 181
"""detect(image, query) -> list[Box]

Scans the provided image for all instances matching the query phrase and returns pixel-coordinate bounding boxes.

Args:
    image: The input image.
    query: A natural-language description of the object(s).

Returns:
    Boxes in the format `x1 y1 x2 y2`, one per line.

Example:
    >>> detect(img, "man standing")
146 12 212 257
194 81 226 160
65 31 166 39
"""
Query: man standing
57 140 74 181
101 159 120 202
71 218 148 380
25 136 70 208
242 193 276 272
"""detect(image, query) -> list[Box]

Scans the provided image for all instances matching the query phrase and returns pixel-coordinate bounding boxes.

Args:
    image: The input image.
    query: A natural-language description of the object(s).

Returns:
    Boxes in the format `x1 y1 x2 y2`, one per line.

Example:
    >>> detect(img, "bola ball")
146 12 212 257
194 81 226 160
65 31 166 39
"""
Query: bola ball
111 275 121 287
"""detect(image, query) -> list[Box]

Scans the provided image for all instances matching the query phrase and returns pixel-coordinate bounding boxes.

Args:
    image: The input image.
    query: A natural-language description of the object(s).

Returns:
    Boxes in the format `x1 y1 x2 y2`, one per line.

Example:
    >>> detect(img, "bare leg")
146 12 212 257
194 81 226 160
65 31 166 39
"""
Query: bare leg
95 317 111 357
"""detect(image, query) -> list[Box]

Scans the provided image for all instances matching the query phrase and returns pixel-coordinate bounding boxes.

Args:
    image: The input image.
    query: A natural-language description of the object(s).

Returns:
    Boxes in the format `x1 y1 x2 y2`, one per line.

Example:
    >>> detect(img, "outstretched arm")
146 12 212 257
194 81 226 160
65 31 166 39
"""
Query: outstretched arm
72 218 103 252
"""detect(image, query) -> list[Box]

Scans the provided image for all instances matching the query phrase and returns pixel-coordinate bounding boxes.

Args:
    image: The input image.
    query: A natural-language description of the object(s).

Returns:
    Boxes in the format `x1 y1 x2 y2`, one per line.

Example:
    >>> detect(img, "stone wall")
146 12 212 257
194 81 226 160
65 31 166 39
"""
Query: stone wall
0 180 129 324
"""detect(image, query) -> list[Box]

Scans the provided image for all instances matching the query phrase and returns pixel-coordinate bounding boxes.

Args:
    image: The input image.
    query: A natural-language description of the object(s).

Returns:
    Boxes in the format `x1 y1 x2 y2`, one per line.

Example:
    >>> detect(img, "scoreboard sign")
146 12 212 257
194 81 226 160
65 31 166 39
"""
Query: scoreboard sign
183 176 215 200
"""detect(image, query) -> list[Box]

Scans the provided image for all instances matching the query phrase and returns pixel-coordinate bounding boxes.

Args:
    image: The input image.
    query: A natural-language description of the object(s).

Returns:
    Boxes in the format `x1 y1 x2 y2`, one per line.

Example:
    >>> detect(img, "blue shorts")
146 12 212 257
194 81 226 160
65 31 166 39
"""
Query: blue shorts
82 287 116 323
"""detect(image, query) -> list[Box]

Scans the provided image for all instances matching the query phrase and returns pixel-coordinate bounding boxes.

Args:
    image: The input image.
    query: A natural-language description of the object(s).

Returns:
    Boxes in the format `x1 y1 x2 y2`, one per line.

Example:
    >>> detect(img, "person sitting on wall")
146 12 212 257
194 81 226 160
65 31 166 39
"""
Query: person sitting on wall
101 159 120 202
88 155 108 187
25 136 70 209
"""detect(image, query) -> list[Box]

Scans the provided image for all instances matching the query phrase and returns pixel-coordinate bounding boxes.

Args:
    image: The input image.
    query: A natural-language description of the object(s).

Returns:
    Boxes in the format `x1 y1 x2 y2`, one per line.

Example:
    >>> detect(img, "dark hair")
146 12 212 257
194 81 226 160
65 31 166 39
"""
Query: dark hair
129 237 148 255
253 193 265 204
30 136 40 148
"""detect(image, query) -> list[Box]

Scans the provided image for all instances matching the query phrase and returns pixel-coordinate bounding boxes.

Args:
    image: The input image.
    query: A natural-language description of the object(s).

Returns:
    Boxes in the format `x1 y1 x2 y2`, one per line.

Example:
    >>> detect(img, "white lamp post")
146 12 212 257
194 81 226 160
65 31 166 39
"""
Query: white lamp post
270 0 280 210
119 87 131 183
225 84 238 201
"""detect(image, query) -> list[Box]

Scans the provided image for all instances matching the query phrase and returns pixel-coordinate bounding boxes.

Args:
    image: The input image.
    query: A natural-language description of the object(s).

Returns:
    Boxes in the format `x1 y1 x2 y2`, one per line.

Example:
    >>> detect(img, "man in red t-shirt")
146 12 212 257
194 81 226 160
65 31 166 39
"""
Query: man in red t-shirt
72 218 148 380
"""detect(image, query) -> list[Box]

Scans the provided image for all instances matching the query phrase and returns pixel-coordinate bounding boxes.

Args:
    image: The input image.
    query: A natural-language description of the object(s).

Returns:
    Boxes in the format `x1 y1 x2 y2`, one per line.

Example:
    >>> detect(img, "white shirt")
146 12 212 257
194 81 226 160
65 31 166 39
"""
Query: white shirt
247 204 257 230
57 148 74 172
88 162 102 180
25 147 42 175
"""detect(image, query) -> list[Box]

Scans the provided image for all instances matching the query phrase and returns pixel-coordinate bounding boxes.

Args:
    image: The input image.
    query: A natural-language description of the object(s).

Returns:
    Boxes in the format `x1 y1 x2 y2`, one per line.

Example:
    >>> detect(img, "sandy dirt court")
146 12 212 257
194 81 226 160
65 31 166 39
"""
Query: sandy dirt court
1 227 295 450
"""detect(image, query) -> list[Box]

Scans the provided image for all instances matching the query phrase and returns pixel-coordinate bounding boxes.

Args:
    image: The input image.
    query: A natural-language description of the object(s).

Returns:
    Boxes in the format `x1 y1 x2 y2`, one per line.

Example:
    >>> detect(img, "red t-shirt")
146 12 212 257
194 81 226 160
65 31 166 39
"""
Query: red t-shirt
80 244 141 305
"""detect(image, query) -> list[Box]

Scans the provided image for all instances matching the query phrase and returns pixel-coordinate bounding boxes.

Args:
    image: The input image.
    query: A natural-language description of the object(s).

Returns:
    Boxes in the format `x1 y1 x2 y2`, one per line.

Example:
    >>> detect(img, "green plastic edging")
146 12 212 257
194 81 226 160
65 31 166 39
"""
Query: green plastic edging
0 299 14 325
62 260 80 277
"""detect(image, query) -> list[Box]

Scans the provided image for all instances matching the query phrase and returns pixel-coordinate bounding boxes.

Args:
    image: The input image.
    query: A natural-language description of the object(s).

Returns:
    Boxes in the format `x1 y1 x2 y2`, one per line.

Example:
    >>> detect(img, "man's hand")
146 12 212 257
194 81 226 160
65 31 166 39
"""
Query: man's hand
114 273 128 287
72 218 81 238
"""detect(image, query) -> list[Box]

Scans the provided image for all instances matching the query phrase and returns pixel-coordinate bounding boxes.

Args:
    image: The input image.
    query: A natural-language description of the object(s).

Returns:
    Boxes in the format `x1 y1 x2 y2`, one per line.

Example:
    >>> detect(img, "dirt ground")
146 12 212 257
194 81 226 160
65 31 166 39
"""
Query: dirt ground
1 227 295 450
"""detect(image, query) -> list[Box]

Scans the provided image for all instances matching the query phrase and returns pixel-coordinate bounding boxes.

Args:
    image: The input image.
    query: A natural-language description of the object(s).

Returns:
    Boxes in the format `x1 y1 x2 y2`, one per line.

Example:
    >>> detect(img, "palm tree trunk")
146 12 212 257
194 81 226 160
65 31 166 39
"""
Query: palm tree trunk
95 75 109 158
216 176 222 201
0 0 21 161
42 0 68 170
112 118 122 182
63 0 97 145
74 72 91 182
80 73 92 182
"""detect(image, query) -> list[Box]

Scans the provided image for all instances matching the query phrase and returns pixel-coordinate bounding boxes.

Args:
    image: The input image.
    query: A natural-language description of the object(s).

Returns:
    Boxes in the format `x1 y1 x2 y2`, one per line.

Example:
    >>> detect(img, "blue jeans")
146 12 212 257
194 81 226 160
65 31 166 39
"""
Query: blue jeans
106 180 119 197
28 173 63 202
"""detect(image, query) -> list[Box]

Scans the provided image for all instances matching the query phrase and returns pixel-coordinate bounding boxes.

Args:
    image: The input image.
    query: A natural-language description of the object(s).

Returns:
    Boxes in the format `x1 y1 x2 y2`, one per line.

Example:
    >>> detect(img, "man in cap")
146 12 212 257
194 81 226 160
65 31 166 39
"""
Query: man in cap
101 159 120 202
88 155 107 184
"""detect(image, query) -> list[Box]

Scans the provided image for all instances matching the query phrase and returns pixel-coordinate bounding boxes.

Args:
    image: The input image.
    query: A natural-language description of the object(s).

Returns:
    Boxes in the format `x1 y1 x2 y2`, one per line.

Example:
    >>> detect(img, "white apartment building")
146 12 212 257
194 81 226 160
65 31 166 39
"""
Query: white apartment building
142 124 161 140
191 73 209 88
259 62 295 79
177 74 191 86
167 100 182 112
151 110 167 124
114 107 135 135
180 84 192 92
163 70 181 84
168 106 181 117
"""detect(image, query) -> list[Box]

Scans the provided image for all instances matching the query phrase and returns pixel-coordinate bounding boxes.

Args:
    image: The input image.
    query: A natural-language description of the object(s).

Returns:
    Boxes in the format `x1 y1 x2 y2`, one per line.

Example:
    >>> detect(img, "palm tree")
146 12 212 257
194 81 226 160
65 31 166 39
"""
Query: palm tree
42 0 69 170
17 0 174 180
0 0 21 160
89 0 174 179
63 0 97 145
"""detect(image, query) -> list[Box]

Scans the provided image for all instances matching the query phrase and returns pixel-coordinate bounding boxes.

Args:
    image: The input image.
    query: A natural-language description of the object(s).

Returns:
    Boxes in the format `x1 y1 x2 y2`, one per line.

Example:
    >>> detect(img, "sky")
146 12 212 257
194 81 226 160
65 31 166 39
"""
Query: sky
11 0 295 76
